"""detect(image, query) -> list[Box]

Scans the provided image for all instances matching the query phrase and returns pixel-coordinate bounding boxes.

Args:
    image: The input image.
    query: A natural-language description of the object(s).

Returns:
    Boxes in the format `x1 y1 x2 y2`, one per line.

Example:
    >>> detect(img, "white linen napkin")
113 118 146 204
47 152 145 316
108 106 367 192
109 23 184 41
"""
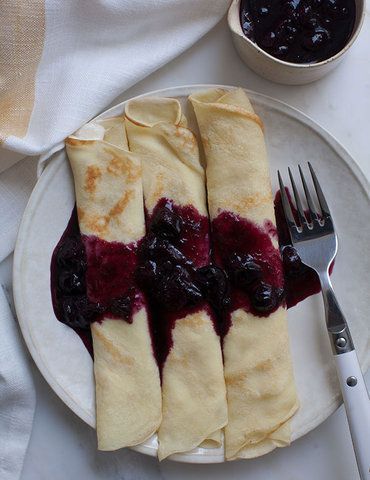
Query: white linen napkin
0 287 36 480
0 2 229 478
1 0 229 158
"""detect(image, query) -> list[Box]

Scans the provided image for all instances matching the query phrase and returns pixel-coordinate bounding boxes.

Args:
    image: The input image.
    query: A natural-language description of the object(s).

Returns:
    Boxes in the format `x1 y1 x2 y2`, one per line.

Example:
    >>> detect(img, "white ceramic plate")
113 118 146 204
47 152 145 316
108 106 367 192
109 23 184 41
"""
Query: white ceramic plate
13 85 370 464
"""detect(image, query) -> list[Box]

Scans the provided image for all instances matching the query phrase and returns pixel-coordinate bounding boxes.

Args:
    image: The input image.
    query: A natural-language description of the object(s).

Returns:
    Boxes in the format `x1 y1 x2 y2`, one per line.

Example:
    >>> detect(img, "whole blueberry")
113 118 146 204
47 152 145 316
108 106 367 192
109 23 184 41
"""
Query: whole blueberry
282 245 302 276
302 26 330 51
136 259 160 287
243 20 254 38
251 282 277 313
229 253 262 289
61 296 104 329
197 265 230 310
325 0 339 14
150 206 182 240
258 6 270 16
275 45 289 56
109 296 132 320
58 271 85 294
297 4 314 23
141 235 192 268
306 17 319 28
155 265 202 311
56 236 86 270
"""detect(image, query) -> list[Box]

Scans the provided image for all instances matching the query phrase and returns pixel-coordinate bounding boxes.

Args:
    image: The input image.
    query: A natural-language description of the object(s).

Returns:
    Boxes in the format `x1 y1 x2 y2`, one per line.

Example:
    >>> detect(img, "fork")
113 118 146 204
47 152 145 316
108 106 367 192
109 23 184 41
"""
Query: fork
278 163 370 480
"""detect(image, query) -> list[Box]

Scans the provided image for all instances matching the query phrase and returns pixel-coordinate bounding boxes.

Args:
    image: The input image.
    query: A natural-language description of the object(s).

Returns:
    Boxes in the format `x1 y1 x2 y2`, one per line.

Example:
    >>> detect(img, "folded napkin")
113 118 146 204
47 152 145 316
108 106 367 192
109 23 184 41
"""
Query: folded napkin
0 287 36 480
1 0 229 159
0 1 229 478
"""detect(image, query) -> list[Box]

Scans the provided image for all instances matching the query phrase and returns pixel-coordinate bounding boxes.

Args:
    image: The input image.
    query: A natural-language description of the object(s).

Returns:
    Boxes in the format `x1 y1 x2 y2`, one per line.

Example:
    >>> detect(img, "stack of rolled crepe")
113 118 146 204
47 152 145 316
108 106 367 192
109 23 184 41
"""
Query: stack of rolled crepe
64 87 299 461
190 88 299 461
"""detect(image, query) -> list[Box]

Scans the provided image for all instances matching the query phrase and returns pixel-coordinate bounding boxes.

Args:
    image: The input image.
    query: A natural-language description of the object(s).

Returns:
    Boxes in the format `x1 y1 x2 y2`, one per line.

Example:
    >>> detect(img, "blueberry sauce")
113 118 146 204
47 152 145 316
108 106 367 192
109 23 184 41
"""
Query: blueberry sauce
83 234 142 313
51 200 214 370
51 208 93 355
51 194 333 360
137 199 212 370
50 207 143 357
240 0 356 64
212 211 285 337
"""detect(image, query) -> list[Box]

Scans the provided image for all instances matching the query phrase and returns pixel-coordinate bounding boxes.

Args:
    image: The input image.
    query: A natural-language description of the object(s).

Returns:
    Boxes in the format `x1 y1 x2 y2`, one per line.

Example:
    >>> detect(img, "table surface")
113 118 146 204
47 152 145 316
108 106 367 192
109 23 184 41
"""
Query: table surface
2 11 369 480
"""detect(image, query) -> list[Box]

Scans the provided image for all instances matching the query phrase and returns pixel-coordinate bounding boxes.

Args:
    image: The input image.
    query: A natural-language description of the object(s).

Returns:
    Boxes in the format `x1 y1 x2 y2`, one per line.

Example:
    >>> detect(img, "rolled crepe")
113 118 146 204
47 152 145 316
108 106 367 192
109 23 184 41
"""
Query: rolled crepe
190 88 299 460
125 97 228 460
65 117 161 451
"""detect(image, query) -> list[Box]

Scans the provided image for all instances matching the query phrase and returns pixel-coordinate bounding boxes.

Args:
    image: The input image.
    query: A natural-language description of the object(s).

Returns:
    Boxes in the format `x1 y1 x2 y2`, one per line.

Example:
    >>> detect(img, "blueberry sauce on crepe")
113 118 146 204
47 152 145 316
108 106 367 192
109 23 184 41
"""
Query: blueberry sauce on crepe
136 198 211 371
50 206 143 356
51 200 212 369
212 211 285 337
51 193 329 356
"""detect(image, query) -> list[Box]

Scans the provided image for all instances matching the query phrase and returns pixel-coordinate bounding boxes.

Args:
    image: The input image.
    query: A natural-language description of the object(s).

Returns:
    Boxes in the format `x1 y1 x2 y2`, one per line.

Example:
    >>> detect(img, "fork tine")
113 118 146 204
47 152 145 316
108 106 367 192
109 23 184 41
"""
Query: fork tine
278 171 296 228
288 167 308 227
308 162 331 217
298 165 320 222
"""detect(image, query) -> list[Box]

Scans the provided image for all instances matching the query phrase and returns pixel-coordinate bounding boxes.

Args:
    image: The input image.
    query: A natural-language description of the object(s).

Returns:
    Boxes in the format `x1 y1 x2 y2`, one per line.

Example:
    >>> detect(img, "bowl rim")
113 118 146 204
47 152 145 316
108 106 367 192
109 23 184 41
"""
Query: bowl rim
228 0 366 69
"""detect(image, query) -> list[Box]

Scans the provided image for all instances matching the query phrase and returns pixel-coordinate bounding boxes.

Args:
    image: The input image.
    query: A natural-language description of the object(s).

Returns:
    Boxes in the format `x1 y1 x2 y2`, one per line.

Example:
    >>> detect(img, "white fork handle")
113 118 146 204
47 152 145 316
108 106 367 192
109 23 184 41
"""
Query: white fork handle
335 350 370 479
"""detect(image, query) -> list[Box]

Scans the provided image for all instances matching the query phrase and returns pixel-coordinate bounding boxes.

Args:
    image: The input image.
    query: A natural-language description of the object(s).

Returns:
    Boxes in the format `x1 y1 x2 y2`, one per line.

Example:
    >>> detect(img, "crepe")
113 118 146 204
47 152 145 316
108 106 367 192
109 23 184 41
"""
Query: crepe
65 117 162 451
125 97 228 460
190 88 299 460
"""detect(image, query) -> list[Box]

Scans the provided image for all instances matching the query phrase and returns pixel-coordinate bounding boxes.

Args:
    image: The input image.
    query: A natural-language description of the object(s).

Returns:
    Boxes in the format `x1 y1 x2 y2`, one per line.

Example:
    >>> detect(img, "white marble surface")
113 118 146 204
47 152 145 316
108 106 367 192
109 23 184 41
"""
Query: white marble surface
3 9 370 480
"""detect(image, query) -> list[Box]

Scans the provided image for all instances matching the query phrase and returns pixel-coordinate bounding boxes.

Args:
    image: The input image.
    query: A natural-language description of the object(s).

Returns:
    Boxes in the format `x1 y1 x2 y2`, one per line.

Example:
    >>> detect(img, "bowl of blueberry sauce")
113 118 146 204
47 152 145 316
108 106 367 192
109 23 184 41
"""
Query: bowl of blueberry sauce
228 0 364 84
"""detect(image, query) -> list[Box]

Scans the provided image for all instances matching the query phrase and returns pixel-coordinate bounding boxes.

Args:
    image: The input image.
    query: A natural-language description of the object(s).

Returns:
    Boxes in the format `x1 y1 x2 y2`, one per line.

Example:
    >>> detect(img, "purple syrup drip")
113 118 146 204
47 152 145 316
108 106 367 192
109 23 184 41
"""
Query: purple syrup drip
211 211 285 337
50 207 143 358
50 207 94 356
139 199 211 371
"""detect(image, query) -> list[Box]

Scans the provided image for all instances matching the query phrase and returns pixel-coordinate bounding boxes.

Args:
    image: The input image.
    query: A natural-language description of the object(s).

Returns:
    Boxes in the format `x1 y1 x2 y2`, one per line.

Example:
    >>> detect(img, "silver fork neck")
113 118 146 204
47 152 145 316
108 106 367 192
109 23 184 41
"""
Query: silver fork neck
317 268 333 291
317 269 354 354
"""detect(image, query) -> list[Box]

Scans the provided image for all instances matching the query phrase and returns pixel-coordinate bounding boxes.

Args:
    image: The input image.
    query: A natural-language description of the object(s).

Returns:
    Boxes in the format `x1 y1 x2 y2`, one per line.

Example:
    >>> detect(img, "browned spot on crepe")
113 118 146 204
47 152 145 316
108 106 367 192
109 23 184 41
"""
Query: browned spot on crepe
93 326 134 365
106 150 141 182
246 112 264 132
83 214 109 235
175 128 183 138
179 130 197 152
81 191 134 236
209 103 264 131
255 359 273 372
85 165 102 194
230 106 264 130
65 137 97 147
150 172 165 202
231 193 273 212
108 190 134 218
77 207 85 222
181 312 207 329
175 126 195 143
226 372 248 387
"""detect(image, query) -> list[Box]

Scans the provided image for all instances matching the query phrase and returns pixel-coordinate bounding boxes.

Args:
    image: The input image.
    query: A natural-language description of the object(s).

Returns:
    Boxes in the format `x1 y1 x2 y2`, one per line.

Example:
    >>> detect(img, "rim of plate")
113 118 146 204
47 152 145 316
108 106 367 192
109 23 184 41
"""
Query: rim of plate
13 84 370 464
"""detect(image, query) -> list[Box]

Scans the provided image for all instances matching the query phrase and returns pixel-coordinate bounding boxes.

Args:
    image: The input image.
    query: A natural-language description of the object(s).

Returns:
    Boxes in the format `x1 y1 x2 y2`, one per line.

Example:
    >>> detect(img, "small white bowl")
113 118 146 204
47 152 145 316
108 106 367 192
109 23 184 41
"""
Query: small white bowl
228 0 365 85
